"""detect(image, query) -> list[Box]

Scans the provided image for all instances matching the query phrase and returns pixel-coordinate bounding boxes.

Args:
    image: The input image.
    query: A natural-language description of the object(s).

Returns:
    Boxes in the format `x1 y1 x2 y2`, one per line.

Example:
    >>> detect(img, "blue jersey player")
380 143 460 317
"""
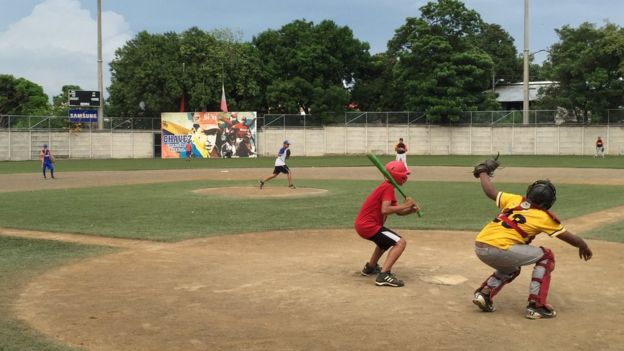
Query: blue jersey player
39 144 55 179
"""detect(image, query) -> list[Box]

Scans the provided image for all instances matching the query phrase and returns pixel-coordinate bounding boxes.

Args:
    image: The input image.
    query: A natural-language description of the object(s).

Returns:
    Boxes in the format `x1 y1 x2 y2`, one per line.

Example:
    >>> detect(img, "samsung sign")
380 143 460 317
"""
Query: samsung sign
69 109 98 123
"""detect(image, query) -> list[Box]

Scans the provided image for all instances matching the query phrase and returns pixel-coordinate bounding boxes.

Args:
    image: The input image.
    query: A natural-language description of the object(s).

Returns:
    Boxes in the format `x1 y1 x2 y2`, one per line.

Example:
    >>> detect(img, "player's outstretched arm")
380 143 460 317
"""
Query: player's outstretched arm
479 173 497 201
557 231 593 261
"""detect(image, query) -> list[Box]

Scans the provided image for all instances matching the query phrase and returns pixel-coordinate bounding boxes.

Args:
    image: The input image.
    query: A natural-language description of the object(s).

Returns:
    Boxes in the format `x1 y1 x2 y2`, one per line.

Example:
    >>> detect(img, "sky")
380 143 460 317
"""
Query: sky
1 0 622 99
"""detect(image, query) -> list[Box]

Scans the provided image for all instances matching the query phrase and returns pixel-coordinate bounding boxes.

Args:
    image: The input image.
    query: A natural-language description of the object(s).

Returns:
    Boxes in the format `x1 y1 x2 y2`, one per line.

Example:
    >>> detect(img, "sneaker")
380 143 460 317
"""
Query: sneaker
289 184 296 189
472 291 496 312
361 262 381 276
375 272 404 287
258 180 264 189
525 302 557 319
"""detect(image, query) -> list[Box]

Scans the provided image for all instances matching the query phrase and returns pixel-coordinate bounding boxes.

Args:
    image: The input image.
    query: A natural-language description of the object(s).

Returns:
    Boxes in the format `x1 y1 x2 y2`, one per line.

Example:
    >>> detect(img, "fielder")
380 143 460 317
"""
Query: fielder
259 140 295 189
395 137 408 167
39 144 55 179
354 161 420 287
471 156 592 319
595 136 605 158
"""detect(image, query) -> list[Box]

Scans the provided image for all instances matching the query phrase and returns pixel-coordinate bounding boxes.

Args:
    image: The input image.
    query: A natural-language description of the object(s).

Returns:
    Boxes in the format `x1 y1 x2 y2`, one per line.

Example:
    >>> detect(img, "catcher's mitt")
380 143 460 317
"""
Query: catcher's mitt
473 153 500 178
286 149 291 159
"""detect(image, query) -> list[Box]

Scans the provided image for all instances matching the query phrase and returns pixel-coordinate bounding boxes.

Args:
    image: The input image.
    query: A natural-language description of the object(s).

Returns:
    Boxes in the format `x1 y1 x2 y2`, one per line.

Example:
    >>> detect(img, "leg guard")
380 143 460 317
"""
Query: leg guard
528 247 555 306
476 268 521 299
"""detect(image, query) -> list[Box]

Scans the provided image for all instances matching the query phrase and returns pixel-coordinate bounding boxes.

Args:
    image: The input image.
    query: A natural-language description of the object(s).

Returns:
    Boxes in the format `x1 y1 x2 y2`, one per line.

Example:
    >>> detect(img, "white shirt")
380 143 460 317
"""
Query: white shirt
275 147 287 166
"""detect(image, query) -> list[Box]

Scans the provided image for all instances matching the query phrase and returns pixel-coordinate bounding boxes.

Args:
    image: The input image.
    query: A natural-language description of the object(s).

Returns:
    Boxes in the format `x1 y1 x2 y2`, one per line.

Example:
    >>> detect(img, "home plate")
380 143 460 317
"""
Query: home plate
420 274 468 286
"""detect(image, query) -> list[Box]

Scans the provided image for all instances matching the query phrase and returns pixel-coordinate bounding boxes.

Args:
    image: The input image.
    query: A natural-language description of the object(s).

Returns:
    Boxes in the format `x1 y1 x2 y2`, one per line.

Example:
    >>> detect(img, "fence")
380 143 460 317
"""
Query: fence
2 111 624 160
0 115 158 161
258 109 624 127
258 110 624 157
0 115 161 131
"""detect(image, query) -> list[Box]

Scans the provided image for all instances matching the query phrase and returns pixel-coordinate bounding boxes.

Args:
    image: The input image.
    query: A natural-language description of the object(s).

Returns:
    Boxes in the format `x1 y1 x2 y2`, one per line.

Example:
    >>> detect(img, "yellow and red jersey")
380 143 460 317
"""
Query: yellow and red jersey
475 192 566 250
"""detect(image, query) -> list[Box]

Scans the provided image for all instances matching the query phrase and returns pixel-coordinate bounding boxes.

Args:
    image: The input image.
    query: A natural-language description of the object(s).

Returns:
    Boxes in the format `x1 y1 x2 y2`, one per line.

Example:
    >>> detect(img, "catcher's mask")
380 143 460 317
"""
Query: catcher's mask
526 180 557 209
385 161 410 185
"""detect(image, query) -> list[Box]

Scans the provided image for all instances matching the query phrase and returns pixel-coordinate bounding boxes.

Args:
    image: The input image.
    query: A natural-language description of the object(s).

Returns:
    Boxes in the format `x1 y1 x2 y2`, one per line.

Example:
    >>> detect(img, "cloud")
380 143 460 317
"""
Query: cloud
0 0 131 99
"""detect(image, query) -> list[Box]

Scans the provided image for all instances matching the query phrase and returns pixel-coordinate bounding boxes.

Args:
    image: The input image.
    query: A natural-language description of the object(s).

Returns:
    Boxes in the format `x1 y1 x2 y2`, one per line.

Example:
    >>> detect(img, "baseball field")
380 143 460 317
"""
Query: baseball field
1 155 623 351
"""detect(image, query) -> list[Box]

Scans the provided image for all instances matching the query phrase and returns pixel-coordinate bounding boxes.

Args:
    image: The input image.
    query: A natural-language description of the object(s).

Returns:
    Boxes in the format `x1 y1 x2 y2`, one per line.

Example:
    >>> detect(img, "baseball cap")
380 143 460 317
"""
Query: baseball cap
283 140 290 145
43 144 48 148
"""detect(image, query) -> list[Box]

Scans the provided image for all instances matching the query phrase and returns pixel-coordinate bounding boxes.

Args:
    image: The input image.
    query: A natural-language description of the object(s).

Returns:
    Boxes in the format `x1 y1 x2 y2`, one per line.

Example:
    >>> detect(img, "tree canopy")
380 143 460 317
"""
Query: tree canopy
108 28 263 117
538 22 624 122
0 74 49 116
385 0 499 122
253 19 370 114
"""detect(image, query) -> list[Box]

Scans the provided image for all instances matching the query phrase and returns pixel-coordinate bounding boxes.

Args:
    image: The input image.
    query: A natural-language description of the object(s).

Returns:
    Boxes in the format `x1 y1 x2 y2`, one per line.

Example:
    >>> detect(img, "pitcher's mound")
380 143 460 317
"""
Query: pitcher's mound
193 186 328 198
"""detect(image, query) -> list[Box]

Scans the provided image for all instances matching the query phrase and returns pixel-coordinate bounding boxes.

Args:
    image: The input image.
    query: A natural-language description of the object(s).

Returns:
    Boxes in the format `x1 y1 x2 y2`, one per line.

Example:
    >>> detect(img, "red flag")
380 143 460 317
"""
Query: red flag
220 84 228 112
179 94 185 112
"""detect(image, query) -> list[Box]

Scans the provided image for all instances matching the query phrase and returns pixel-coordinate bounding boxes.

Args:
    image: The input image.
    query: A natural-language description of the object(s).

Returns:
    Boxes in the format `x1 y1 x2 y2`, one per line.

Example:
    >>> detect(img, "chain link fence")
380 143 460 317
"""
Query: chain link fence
2 109 624 132
259 109 624 128
0 115 161 131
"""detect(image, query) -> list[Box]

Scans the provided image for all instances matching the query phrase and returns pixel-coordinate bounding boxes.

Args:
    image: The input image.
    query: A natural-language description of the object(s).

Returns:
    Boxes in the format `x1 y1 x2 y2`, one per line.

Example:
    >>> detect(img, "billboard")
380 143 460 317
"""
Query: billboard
161 112 257 159
68 109 98 123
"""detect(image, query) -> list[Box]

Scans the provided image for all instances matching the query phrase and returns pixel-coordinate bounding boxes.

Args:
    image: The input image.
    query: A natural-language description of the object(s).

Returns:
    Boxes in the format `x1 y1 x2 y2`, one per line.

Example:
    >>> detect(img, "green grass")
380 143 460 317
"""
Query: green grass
1 154 622 174
582 220 624 242
0 179 622 242
0 236 114 351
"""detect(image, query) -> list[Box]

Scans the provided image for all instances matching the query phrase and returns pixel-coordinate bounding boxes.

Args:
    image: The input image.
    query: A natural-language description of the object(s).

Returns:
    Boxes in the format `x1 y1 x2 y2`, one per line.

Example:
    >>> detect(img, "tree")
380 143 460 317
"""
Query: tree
0 74 49 127
350 53 396 111
179 28 263 113
108 31 183 117
477 24 520 85
50 85 81 117
388 0 498 122
108 28 263 117
538 22 624 122
253 19 370 114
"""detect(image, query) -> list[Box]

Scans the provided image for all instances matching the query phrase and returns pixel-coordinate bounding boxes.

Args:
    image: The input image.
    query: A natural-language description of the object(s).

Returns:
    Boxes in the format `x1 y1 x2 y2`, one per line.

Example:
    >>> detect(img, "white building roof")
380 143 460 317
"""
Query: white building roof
494 81 556 103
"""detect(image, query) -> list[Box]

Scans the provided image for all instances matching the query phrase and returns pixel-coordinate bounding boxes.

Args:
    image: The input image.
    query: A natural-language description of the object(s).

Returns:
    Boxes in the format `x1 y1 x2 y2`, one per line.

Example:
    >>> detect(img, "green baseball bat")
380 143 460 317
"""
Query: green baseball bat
366 153 423 217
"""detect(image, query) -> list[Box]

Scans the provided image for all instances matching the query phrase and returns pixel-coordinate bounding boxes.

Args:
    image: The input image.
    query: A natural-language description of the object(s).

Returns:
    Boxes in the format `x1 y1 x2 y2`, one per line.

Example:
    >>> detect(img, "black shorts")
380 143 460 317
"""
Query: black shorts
273 165 290 174
368 227 402 251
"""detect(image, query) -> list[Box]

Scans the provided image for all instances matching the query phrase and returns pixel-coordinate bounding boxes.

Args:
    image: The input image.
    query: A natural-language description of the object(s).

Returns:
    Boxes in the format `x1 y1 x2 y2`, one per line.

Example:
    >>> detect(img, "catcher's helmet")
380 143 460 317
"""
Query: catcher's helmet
526 180 557 209
385 161 410 185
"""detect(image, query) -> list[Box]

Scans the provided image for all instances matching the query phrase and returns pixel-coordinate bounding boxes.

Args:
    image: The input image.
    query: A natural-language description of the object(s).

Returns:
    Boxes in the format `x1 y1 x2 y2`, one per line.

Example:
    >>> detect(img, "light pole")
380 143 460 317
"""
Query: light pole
522 0 529 124
97 0 104 129
491 71 504 93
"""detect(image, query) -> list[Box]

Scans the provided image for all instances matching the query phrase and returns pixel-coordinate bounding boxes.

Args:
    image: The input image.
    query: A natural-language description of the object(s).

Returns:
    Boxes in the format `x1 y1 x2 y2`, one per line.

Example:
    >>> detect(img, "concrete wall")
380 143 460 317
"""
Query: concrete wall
2 125 622 160
257 125 624 156
0 130 154 161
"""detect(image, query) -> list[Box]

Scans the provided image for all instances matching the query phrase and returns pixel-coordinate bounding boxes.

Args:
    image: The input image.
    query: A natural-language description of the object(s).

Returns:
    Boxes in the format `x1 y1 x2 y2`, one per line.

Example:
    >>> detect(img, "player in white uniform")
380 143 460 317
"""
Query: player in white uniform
259 140 295 189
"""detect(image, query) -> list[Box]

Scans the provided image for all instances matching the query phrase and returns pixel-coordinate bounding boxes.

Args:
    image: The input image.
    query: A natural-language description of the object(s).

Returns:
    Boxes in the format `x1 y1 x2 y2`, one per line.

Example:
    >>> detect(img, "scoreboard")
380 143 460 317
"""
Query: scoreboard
68 90 100 107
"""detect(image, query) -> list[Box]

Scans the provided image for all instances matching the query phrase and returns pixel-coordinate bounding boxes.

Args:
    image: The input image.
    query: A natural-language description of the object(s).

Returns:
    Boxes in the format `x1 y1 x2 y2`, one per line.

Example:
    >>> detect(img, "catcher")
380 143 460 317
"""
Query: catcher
259 140 295 189
39 144 55 179
471 155 592 319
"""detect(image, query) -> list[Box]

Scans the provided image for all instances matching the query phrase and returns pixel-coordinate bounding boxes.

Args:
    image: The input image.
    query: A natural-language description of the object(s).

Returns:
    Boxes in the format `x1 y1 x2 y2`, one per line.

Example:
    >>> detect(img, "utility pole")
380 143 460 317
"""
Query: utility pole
97 0 104 129
522 0 530 124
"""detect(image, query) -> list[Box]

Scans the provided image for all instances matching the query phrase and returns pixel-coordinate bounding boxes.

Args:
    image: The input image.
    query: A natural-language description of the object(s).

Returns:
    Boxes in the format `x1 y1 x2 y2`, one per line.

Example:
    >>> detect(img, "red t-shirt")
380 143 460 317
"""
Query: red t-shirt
354 181 397 238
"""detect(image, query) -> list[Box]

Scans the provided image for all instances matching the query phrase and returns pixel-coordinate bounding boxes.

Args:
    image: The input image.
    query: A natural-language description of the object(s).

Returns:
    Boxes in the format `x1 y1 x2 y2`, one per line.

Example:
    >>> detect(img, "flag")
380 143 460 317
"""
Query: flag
220 84 228 112
179 94 185 112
